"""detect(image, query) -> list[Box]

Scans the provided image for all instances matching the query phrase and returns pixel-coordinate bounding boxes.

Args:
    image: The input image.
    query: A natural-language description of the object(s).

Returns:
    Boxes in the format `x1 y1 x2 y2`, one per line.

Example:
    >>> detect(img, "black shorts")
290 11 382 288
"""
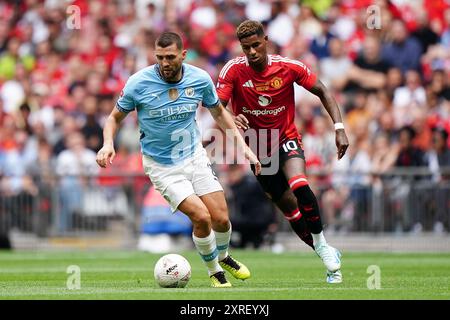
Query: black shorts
251 137 305 202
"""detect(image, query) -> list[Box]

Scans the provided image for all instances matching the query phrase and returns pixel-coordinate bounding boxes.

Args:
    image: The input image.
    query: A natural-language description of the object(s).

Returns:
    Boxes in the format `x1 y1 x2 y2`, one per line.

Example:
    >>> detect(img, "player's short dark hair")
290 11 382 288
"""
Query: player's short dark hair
236 20 265 41
155 32 183 50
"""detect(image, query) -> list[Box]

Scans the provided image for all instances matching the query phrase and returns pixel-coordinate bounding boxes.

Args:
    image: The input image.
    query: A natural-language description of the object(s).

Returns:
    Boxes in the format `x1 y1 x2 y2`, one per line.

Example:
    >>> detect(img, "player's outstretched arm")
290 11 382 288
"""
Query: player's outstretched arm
209 103 261 175
308 79 349 160
96 107 128 168
220 99 249 130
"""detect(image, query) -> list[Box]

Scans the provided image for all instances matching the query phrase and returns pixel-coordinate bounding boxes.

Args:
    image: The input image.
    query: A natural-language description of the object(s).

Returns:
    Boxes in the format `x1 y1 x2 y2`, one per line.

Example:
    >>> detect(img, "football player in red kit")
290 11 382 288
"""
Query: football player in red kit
217 20 349 283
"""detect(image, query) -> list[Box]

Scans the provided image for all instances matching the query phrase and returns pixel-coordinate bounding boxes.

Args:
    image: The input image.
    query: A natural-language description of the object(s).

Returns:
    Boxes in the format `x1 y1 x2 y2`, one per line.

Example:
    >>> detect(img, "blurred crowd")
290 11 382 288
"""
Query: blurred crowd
0 0 450 235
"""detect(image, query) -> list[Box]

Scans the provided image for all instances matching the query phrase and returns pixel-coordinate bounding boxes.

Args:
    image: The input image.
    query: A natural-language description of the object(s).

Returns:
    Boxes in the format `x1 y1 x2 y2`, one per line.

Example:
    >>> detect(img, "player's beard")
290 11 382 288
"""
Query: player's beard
162 65 182 82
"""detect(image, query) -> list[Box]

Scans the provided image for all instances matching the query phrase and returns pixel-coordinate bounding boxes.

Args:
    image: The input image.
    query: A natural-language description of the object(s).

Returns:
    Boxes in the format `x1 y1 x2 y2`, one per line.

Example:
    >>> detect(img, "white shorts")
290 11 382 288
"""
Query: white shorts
142 146 223 212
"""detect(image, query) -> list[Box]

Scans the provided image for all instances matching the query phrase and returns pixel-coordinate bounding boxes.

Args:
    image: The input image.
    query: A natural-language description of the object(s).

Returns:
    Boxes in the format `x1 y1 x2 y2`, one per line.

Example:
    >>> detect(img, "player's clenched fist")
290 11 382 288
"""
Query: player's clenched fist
96 143 115 168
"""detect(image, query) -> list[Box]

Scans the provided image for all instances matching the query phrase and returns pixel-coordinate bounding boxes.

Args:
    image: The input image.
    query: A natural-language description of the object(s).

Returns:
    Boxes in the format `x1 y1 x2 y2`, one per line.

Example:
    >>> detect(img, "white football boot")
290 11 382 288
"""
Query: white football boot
326 269 343 284
315 244 341 272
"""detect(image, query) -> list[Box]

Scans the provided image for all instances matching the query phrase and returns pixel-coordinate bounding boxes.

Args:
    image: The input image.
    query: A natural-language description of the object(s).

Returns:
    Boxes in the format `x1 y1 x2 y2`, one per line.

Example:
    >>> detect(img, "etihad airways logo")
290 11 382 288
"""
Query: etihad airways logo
149 104 197 121
242 105 286 117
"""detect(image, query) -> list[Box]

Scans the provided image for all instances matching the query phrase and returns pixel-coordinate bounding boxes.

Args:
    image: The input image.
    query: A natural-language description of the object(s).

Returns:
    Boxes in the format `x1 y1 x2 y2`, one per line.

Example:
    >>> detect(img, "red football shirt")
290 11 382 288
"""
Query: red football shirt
217 54 317 157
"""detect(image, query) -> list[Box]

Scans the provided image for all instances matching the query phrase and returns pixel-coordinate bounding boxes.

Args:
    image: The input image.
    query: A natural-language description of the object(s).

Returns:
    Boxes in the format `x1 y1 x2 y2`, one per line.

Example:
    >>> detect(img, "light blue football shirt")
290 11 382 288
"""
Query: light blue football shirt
116 63 219 165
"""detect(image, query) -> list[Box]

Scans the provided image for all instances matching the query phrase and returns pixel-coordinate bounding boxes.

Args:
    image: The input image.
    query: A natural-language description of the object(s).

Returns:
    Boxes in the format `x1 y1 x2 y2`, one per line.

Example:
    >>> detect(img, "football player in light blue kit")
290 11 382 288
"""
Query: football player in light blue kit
96 32 261 287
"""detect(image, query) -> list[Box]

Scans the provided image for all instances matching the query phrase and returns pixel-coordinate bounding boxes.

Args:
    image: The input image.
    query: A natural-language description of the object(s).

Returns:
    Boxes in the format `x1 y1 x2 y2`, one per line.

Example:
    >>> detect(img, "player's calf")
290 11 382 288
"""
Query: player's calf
288 175 323 234
283 208 314 249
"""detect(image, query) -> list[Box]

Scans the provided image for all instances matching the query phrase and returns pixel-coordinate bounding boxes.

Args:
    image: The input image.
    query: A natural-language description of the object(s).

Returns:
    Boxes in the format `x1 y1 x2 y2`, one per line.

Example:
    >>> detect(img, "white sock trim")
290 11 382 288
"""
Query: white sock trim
192 231 215 244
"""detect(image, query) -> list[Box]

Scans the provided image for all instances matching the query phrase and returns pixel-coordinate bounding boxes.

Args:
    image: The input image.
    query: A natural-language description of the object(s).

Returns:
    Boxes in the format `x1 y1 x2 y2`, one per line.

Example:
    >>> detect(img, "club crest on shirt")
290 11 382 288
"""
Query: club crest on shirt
185 87 195 97
270 77 283 89
168 88 179 100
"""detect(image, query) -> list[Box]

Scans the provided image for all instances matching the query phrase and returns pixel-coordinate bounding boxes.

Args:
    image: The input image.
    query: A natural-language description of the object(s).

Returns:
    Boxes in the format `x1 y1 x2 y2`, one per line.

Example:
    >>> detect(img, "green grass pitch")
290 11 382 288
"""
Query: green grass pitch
0 250 449 300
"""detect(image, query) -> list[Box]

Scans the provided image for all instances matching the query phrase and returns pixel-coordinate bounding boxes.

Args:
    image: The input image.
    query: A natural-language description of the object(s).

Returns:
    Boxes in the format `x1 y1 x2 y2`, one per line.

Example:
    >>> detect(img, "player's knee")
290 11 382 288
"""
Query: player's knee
212 215 229 229
191 211 211 228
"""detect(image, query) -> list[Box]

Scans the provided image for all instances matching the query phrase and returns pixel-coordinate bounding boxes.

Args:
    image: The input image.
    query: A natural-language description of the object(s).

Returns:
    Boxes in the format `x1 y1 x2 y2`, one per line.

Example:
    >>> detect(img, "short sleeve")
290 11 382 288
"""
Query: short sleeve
116 80 136 113
202 74 220 108
292 60 317 90
216 61 236 103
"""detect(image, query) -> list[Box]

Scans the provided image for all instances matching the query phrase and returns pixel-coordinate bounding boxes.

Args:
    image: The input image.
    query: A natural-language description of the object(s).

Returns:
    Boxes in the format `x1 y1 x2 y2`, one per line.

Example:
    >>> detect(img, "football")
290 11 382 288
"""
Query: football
154 253 191 288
